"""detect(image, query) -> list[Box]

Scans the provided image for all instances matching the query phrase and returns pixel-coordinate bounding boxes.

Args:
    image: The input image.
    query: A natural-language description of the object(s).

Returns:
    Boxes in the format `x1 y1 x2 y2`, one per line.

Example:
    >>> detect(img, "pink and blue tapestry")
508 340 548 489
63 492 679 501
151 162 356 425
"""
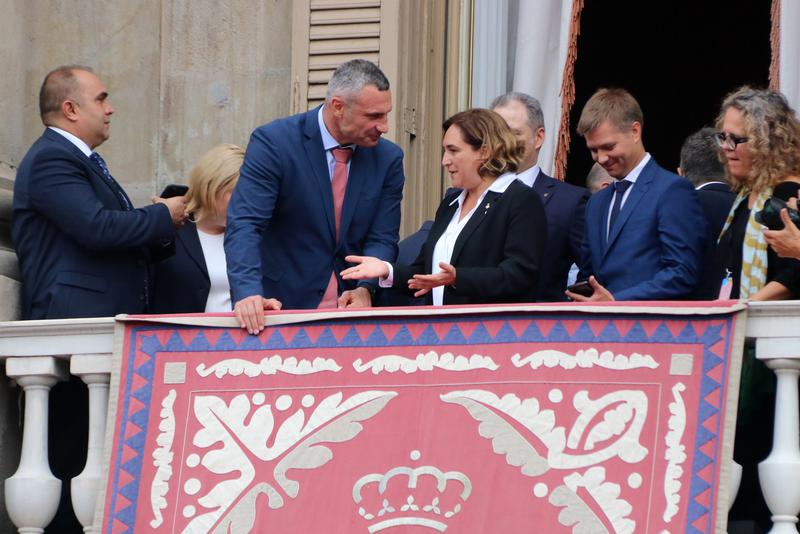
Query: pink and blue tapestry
99 302 746 533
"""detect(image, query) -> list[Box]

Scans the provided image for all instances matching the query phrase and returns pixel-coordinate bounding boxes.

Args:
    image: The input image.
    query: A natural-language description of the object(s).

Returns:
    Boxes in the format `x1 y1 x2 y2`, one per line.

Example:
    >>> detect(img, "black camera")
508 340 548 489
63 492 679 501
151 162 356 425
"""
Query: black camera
755 197 800 230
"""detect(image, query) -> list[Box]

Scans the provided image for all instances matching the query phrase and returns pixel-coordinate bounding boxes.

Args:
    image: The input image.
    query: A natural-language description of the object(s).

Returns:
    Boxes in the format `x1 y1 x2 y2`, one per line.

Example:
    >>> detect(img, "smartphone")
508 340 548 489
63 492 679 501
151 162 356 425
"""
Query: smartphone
160 184 188 198
566 280 594 297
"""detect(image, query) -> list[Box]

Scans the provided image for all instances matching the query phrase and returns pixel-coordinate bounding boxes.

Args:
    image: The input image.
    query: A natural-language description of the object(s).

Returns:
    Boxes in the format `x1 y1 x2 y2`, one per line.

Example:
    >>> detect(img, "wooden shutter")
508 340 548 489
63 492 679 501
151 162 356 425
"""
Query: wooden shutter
292 0 384 112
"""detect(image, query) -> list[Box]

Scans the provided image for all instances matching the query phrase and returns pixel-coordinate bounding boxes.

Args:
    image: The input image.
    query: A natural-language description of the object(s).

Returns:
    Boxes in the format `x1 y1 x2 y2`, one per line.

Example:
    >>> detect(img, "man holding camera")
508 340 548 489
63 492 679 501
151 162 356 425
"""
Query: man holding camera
12 65 187 319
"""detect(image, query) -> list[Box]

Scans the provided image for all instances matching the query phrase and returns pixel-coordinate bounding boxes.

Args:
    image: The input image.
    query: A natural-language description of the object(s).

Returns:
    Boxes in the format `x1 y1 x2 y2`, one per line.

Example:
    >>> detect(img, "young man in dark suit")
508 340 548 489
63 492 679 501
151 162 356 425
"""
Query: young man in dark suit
567 88 705 301
226 59 404 333
492 92 589 301
12 65 187 320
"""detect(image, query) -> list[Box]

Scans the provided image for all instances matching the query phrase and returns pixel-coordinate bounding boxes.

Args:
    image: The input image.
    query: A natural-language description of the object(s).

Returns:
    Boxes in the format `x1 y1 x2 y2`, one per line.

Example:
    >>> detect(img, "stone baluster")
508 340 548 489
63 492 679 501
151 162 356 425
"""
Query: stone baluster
730 460 743 511
757 336 800 534
70 354 112 533
4 357 67 534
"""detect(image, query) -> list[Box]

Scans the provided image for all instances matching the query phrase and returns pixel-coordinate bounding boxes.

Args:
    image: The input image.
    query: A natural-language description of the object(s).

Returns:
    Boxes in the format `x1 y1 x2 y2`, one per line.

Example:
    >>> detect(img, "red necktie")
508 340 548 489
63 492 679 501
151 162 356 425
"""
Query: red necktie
319 146 353 309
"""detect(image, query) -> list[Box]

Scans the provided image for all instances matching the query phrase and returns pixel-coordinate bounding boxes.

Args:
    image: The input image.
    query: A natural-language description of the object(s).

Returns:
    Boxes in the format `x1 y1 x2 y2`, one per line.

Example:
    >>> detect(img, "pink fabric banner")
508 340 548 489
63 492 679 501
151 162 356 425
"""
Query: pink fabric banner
99 302 745 533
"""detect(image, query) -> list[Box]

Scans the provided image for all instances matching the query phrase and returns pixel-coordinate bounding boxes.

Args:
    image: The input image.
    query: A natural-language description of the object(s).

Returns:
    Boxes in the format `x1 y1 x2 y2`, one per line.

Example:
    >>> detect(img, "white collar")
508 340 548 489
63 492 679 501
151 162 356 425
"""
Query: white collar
514 165 541 188
696 180 728 190
449 172 517 207
618 152 651 184
49 126 93 157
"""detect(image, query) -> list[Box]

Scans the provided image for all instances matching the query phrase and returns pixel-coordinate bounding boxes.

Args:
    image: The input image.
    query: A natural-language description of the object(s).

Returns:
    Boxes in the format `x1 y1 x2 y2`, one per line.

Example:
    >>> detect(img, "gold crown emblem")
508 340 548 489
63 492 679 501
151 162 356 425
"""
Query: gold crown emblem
352 450 472 532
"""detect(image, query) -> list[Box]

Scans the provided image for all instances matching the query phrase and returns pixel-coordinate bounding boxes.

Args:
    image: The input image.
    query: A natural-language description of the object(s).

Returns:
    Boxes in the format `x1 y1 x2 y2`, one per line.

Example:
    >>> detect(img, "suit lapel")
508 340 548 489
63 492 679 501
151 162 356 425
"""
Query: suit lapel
44 128 132 210
426 197 458 270
451 191 502 264
533 173 556 206
181 225 209 280
302 107 336 241
604 160 656 254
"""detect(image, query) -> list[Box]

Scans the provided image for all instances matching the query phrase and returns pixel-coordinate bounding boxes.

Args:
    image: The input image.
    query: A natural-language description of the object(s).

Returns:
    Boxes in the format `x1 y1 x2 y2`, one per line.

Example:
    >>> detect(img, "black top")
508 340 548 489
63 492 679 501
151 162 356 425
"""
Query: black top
393 179 547 305
716 200 800 298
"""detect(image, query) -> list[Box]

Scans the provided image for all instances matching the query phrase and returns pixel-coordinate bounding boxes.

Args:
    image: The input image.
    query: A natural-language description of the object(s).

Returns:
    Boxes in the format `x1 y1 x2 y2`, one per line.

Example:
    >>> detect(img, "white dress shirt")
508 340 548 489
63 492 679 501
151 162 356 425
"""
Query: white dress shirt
49 126 92 157
381 173 518 305
606 153 651 238
197 229 232 312
514 165 541 188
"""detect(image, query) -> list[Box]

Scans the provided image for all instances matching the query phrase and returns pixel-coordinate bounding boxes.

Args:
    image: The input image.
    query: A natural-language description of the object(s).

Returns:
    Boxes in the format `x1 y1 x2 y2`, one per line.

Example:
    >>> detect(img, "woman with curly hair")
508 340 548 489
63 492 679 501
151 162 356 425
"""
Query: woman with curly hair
716 86 800 301
715 87 800 531
341 108 547 304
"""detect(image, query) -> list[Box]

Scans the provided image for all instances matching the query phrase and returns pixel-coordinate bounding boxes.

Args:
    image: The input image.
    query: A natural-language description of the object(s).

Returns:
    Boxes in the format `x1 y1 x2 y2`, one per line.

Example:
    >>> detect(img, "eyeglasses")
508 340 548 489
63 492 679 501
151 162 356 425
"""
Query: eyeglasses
715 131 749 150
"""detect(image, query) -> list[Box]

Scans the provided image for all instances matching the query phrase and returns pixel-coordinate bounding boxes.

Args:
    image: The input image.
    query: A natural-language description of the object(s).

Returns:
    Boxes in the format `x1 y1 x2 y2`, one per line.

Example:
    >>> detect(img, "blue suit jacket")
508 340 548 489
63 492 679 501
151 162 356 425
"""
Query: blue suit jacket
532 172 589 301
225 107 405 309
578 159 705 300
12 128 174 319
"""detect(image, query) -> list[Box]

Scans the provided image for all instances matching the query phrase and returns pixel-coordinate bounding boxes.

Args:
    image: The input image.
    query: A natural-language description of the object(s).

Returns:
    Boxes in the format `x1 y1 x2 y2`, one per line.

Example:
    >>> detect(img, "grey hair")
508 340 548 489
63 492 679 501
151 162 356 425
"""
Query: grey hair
491 91 545 132
679 127 726 187
586 162 613 193
325 59 390 103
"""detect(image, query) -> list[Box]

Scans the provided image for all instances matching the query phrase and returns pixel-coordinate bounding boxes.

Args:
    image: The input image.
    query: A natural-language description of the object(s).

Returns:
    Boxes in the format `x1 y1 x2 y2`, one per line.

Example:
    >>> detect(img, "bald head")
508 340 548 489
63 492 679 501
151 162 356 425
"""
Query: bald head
39 65 94 125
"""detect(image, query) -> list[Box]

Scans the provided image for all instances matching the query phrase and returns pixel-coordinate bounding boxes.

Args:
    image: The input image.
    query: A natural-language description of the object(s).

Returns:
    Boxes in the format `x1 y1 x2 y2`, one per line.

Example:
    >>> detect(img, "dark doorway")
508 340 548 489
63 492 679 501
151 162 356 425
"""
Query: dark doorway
565 0 771 186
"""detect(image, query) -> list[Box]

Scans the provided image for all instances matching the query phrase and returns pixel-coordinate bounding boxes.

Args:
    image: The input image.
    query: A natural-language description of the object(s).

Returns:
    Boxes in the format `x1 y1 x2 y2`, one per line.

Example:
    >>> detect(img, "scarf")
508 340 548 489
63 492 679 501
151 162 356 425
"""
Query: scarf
718 189 770 299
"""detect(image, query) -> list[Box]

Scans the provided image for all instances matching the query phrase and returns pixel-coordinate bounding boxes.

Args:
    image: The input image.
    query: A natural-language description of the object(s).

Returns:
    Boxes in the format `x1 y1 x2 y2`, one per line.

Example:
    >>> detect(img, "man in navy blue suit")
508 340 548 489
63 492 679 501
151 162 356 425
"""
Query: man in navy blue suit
492 92 589 301
12 65 188 533
12 65 187 319
226 59 404 333
567 88 704 301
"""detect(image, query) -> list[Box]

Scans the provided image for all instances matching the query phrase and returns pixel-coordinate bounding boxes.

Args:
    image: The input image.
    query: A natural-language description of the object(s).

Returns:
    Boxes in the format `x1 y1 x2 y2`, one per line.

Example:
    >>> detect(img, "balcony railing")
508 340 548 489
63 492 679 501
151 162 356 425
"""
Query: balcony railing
0 302 799 533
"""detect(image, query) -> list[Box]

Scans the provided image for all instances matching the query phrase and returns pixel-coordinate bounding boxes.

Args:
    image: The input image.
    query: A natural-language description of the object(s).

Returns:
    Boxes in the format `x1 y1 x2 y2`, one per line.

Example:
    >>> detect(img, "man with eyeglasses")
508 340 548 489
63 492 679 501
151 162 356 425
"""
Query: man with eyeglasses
566 88 705 302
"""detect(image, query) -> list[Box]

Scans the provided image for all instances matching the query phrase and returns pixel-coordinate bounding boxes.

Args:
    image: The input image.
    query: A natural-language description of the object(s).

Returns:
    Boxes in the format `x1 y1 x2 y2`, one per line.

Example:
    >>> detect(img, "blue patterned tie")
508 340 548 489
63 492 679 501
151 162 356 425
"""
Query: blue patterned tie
608 179 632 235
90 152 133 210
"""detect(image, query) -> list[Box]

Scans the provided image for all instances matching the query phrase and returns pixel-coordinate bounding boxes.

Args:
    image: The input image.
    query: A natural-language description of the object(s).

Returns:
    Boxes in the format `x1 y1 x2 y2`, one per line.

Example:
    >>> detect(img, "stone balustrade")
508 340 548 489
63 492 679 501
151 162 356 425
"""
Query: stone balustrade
0 303 798 532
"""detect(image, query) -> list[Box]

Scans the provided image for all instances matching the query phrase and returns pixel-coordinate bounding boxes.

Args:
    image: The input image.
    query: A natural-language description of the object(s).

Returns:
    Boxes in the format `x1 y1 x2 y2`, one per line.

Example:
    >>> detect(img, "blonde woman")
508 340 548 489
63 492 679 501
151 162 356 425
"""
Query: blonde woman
152 144 244 313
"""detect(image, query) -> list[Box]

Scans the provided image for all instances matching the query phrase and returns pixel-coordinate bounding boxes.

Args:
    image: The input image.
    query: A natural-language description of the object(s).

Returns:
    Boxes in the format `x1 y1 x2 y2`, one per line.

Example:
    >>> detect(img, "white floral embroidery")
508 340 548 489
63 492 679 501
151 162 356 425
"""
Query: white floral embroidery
150 389 177 528
354 351 498 374
195 355 341 378
512 348 658 371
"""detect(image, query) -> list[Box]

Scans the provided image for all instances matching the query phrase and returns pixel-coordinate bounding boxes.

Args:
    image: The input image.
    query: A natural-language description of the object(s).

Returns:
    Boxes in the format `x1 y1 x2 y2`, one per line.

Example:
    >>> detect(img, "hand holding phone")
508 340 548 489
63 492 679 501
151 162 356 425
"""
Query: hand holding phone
566 280 594 298
160 184 188 199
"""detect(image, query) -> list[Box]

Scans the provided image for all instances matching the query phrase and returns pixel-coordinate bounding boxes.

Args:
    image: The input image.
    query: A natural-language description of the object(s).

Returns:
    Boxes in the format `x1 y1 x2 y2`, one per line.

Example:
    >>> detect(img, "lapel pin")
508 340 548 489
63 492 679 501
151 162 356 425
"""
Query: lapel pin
484 202 491 210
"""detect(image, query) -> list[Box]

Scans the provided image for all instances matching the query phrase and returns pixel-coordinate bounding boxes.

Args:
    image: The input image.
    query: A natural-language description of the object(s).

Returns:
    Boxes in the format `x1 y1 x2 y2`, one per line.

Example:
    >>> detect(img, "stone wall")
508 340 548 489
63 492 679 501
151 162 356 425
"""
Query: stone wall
0 0 292 208
0 2 292 531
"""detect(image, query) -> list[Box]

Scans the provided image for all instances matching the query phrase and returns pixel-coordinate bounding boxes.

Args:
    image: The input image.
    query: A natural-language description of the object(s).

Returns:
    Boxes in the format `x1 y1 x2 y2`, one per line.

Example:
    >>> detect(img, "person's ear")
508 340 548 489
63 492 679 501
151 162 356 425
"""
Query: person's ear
330 96 346 118
630 121 642 143
62 100 79 122
534 126 545 151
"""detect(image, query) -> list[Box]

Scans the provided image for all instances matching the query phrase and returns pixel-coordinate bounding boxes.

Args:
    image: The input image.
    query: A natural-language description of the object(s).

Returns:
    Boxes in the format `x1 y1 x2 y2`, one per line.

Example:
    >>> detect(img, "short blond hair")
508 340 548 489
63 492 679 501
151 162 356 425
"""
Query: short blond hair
185 144 244 221
577 88 643 136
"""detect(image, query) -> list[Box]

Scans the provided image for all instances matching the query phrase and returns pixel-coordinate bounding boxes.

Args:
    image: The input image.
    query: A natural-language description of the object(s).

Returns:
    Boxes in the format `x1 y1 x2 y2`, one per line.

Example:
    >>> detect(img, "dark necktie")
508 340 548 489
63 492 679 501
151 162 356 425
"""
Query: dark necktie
90 152 133 211
608 179 633 234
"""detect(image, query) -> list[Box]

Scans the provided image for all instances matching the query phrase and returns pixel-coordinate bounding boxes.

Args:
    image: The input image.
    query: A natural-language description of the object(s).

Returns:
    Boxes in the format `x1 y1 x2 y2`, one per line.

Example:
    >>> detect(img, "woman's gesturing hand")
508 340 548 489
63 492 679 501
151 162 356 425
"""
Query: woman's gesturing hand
408 262 456 297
